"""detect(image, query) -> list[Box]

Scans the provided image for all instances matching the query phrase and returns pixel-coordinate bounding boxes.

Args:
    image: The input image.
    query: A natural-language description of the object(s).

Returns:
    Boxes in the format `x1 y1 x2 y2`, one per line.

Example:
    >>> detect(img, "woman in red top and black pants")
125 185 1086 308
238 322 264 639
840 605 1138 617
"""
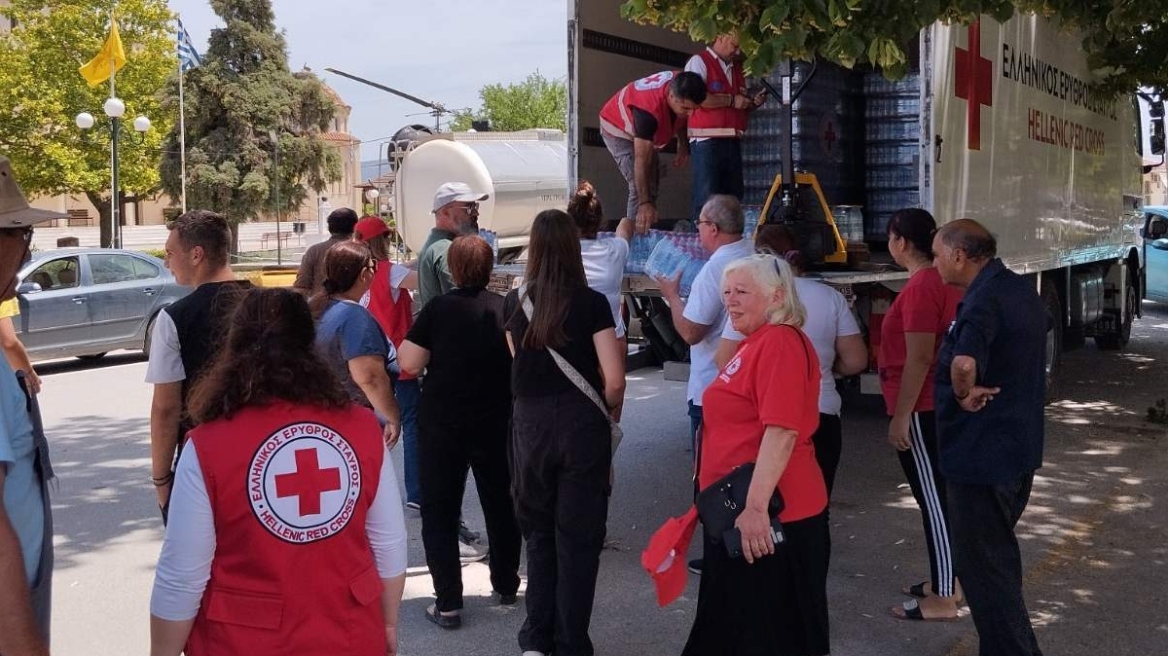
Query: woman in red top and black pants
682 254 830 656
880 208 965 621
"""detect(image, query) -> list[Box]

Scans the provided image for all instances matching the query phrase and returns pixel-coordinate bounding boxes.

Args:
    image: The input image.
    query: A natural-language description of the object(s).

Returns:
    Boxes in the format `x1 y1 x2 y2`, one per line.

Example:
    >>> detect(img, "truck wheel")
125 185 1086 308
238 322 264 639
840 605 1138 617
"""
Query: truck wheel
1094 275 1136 351
1042 283 1062 403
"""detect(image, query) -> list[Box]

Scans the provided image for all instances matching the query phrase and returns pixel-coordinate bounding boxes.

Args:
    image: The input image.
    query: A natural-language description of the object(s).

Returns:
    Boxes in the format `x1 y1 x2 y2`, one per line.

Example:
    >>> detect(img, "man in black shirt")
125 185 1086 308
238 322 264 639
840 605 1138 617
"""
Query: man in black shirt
293 207 358 295
147 210 251 522
933 219 1046 656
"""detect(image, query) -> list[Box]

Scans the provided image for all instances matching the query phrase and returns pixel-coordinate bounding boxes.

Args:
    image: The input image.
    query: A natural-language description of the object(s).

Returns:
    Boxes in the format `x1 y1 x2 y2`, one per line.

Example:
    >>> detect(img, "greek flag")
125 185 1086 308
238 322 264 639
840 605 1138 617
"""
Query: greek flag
177 18 202 72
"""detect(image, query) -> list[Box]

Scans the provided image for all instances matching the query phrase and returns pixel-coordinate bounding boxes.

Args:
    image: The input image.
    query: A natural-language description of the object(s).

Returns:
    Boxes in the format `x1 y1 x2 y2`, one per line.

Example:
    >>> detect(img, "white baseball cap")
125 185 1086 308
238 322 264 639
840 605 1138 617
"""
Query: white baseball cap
0 156 67 228
432 181 488 213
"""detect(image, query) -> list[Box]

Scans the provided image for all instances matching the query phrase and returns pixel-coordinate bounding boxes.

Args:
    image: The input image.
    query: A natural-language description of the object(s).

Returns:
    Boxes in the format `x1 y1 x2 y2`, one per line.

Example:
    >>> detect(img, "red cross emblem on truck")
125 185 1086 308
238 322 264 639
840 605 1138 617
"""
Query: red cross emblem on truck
955 20 993 150
276 448 342 516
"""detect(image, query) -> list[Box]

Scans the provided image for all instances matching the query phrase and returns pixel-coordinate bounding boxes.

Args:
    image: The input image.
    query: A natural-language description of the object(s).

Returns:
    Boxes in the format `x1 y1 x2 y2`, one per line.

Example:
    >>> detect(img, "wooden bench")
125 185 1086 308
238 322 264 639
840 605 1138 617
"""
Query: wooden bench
260 232 292 249
66 209 93 227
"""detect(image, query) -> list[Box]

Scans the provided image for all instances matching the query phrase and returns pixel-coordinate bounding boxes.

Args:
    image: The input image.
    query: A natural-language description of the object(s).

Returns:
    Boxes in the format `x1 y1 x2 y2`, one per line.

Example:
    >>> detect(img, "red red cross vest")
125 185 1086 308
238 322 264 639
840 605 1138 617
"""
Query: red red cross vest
687 49 748 139
366 260 416 380
599 70 680 148
185 401 387 656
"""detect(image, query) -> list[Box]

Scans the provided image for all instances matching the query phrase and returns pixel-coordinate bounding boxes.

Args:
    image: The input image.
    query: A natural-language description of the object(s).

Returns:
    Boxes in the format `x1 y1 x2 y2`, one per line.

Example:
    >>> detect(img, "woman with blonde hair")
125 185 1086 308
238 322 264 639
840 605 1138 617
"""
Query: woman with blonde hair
651 254 830 656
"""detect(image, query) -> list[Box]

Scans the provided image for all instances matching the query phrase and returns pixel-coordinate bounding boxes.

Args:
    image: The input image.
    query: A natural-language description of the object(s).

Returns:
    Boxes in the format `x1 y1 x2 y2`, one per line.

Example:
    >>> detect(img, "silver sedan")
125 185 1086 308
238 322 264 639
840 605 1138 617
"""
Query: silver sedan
11 248 190 362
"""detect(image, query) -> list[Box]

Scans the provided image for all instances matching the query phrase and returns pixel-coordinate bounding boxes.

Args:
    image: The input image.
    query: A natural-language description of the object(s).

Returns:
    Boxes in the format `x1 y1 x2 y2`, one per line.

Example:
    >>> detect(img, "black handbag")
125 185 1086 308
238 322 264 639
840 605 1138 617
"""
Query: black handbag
695 463 784 544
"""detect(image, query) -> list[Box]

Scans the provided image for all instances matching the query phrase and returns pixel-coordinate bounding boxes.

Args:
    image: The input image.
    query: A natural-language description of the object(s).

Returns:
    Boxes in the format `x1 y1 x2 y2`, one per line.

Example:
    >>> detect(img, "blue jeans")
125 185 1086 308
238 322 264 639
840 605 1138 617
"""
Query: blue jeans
395 378 422 505
690 138 744 221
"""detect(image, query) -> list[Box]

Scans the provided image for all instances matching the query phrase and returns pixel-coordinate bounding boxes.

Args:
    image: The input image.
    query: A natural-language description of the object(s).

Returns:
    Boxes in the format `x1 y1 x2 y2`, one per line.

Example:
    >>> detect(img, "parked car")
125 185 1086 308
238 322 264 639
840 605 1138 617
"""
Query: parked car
11 248 190 362
1144 207 1168 304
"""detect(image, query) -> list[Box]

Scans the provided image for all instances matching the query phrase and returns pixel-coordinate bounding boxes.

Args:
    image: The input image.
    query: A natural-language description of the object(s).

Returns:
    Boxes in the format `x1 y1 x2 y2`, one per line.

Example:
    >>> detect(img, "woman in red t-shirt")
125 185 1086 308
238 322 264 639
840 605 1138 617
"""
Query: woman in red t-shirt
681 254 830 656
879 208 965 621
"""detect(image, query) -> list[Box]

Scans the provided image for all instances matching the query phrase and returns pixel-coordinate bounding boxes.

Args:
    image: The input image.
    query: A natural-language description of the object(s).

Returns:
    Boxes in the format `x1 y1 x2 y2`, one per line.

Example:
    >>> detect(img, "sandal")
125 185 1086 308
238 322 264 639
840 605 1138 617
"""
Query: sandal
903 581 930 598
425 604 462 629
892 599 960 622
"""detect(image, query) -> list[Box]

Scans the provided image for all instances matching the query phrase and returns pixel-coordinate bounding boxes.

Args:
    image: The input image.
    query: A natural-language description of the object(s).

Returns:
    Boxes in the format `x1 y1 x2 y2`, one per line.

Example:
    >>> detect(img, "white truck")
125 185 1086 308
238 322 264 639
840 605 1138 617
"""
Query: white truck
569 1 1166 390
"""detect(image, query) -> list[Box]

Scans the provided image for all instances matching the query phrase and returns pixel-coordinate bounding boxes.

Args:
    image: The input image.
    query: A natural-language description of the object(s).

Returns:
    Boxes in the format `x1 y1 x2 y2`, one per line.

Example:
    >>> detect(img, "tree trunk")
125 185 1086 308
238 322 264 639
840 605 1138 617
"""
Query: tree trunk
86 191 113 249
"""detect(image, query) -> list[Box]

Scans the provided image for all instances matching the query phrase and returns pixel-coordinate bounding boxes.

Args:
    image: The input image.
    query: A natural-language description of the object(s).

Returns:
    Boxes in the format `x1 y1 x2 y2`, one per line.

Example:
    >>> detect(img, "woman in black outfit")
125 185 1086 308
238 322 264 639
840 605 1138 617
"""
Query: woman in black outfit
398 235 522 630
504 210 626 656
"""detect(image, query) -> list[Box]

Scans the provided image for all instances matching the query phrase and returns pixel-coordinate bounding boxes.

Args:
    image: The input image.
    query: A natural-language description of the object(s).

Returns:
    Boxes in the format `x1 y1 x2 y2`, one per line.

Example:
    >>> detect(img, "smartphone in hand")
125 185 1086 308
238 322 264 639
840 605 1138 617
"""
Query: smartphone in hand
722 518 785 559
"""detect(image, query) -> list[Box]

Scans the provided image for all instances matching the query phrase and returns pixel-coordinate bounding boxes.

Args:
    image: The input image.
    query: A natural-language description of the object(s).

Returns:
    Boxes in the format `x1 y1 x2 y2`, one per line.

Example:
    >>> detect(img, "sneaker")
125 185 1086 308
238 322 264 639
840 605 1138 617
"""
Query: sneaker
687 558 702 575
521 652 548 656
459 540 488 564
458 520 481 544
497 591 519 606
404 501 421 511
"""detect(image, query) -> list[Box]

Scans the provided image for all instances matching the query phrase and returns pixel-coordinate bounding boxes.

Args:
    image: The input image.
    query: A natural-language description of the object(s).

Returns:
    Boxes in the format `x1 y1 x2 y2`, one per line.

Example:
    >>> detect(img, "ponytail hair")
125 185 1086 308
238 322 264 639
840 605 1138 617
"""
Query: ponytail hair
308 241 372 318
566 180 604 237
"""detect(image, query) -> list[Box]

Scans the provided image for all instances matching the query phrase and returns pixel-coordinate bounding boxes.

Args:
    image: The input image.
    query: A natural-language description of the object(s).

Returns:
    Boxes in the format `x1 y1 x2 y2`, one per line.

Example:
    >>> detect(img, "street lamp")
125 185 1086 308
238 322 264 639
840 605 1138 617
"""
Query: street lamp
365 187 379 215
76 97 150 249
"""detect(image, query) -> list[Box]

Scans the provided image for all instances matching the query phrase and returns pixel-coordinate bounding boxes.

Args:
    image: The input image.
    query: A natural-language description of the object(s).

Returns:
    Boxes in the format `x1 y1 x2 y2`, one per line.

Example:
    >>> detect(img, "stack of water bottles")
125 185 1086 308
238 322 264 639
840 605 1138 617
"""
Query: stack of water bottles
478 228 499 262
743 205 762 238
643 232 707 298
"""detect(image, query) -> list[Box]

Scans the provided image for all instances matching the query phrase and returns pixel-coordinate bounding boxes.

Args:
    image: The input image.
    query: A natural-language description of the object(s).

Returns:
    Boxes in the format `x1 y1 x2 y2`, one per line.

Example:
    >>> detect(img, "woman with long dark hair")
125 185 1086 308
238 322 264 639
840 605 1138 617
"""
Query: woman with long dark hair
880 208 965 620
503 209 626 656
309 241 401 447
150 288 408 655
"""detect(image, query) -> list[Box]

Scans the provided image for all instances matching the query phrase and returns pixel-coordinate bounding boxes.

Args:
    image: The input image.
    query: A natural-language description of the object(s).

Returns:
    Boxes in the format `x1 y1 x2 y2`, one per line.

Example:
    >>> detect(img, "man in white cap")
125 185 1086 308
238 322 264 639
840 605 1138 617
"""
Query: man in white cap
416 182 489 312
0 155 65 655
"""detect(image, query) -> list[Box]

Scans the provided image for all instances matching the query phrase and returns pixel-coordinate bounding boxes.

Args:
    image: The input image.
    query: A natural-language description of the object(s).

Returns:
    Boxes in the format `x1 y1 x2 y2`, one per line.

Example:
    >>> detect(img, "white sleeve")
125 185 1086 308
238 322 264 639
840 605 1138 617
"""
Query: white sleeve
366 447 408 578
833 289 861 336
150 442 215 621
144 310 186 384
682 266 722 328
387 263 411 290
684 54 708 80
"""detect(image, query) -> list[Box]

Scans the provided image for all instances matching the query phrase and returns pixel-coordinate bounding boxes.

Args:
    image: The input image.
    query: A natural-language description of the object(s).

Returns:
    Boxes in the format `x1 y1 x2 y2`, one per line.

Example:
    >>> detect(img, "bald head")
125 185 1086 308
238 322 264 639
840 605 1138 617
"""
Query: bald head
937 218 997 261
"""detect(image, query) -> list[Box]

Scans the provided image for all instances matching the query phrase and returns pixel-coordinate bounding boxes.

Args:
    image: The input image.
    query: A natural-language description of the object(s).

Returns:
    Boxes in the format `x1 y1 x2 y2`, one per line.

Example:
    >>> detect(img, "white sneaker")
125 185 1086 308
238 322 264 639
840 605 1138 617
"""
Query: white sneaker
521 651 547 656
459 540 488 564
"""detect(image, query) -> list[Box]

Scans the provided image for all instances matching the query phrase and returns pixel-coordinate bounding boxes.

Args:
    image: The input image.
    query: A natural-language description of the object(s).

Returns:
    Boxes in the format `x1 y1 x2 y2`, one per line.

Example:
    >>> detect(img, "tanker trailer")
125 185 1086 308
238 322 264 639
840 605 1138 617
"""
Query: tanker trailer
392 129 569 260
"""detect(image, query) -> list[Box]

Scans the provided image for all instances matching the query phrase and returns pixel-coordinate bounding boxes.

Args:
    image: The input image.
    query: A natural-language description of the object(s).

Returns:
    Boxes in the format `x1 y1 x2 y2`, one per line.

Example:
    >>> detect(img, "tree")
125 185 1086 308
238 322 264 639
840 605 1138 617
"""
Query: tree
451 71 567 132
620 0 1168 94
158 0 339 240
0 0 175 248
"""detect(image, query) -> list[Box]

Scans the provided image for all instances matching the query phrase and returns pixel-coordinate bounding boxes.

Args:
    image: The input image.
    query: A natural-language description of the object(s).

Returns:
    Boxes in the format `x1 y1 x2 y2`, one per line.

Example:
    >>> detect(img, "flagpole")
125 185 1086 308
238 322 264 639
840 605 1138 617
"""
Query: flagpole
179 52 188 214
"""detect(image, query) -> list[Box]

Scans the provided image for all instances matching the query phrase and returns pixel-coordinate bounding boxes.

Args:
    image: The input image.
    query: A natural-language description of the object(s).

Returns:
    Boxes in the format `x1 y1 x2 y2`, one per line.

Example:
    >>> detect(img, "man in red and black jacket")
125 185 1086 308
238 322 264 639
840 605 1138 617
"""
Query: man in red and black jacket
685 34 767 221
599 70 706 232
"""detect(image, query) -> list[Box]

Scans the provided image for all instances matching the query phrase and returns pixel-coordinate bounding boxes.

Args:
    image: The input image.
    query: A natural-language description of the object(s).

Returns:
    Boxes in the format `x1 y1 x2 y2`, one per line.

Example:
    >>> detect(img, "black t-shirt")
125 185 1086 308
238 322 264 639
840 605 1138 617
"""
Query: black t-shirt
406 288 512 422
504 286 615 399
631 106 677 141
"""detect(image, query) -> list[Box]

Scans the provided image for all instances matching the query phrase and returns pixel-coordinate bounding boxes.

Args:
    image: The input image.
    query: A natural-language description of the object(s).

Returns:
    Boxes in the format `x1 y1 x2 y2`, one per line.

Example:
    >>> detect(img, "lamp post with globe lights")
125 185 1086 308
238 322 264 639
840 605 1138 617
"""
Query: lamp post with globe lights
76 97 150 249
365 187 379 216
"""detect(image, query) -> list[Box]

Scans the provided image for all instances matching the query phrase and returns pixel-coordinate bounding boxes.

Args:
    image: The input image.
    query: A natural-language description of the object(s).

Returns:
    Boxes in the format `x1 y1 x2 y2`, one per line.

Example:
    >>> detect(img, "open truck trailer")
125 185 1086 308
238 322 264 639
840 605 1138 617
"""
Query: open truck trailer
569 1 1167 393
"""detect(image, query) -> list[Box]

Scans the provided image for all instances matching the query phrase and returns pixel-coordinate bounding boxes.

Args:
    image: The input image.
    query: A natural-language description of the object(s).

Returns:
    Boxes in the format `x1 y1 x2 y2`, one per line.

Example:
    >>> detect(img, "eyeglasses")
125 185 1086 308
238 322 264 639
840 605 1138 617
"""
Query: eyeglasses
696 219 716 229
453 202 479 213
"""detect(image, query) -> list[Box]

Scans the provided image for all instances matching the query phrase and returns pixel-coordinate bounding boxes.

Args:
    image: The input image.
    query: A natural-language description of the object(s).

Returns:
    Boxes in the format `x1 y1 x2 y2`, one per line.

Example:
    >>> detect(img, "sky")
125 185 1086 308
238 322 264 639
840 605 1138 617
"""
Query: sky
168 0 568 162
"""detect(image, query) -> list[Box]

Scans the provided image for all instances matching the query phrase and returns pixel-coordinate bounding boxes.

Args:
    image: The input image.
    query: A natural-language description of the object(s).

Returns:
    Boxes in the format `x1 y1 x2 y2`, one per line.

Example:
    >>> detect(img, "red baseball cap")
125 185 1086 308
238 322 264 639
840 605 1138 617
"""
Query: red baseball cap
354 216 390 241
642 507 699 607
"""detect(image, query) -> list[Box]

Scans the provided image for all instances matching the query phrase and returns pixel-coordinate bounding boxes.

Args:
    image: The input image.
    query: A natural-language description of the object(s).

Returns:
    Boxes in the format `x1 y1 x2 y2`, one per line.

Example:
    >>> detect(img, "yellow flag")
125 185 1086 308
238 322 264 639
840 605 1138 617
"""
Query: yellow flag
78 22 127 87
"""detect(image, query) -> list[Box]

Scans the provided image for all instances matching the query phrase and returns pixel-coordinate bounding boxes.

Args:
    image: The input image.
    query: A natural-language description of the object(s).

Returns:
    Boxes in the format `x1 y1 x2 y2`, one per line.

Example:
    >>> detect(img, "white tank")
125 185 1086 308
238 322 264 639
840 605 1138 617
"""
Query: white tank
393 130 569 254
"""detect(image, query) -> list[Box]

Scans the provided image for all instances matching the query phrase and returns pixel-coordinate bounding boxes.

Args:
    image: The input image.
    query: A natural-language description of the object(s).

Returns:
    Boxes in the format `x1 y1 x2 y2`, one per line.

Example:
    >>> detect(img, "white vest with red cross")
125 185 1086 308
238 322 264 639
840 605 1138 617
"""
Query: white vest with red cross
687 48 748 139
184 401 387 656
599 70 680 148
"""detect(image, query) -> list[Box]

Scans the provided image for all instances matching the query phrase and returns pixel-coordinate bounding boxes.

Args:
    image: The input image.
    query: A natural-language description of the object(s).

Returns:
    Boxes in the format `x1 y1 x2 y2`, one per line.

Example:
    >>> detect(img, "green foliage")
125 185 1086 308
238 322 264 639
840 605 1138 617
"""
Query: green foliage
620 0 1168 94
0 0 176 246
157 0 340 228
451 71 567 132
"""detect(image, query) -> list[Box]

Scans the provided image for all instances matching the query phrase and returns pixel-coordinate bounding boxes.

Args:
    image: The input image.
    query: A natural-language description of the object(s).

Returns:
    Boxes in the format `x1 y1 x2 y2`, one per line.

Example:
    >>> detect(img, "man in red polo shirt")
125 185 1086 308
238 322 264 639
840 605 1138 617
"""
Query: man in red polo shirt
685 34 766 221
599 70 707 232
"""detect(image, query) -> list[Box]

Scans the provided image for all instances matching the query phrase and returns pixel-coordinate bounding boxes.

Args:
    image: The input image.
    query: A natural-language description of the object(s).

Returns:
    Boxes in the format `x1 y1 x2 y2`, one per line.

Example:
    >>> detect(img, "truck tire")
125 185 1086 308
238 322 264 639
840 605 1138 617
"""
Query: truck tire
1094 274 1136 351
1042 283 1062 402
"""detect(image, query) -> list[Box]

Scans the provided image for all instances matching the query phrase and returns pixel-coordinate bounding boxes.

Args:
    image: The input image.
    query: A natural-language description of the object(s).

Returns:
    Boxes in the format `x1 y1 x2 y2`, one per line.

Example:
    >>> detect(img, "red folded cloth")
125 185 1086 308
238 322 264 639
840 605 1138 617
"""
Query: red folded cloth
641 506 700 606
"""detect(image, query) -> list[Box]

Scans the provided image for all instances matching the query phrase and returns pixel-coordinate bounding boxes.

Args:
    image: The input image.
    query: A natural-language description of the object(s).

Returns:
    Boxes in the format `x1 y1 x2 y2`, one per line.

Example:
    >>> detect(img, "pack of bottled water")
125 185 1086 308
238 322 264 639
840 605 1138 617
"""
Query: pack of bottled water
478 228 499 262
643 233 707 297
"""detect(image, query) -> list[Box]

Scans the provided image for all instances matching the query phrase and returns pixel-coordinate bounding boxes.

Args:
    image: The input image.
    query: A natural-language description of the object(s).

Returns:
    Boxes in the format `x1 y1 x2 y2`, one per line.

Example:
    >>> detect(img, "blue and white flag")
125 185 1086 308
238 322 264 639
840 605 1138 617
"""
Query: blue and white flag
177 18 202 72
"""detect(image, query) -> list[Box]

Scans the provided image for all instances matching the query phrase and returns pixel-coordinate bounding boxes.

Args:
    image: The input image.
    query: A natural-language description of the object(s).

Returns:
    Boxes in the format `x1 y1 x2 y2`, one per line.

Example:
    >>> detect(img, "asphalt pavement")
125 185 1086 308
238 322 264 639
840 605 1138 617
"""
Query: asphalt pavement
35 302 1168 655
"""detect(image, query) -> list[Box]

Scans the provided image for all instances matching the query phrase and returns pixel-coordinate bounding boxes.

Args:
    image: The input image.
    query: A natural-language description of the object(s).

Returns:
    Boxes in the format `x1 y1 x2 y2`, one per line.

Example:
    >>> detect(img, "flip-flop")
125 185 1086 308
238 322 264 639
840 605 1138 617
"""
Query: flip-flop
892 599 960 622
903 581 930 598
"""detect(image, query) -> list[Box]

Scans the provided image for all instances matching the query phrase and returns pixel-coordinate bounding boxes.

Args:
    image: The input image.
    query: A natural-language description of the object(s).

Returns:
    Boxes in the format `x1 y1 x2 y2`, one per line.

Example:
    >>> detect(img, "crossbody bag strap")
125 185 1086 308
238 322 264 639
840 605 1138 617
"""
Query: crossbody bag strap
518 285 611 419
